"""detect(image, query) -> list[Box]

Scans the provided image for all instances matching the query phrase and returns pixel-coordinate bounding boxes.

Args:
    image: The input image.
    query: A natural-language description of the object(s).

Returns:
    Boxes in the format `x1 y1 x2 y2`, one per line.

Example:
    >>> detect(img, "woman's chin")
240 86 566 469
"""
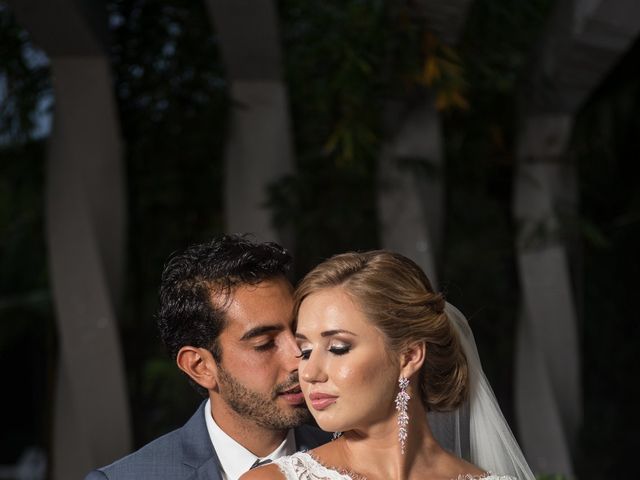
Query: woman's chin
314 417 344 434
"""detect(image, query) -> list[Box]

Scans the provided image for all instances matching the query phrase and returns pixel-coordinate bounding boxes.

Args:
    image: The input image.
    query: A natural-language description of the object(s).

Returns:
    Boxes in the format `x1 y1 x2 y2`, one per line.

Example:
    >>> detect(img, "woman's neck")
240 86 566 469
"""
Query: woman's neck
334 402 443 480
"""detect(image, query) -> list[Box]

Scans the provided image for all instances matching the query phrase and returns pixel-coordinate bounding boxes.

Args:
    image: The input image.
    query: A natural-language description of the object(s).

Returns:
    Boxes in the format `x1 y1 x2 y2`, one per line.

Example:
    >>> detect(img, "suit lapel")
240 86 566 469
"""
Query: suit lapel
294 425 332 452
186 457 223 480
181 401 224 480
181 401 329 479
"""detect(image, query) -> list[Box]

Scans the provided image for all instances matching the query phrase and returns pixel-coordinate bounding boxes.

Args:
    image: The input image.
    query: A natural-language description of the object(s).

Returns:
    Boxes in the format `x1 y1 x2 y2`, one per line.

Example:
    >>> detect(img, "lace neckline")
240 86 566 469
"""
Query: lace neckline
297 452 367 480
291 451 497 480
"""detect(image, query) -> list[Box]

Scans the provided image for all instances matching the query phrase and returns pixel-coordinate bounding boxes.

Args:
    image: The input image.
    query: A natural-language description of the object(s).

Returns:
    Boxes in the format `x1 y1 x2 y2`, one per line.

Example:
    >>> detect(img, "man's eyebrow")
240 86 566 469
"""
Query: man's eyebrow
295 329 356 340
240 325 284 341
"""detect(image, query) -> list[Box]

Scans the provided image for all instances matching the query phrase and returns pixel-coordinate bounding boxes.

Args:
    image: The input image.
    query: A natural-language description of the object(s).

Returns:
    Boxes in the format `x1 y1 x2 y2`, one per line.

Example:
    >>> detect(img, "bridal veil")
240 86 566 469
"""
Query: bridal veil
428 303 536 480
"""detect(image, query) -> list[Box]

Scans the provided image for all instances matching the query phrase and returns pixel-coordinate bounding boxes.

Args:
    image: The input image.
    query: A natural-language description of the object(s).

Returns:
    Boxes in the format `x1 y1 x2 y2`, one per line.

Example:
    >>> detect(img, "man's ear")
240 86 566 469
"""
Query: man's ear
176 346 218 391
399 341 426 379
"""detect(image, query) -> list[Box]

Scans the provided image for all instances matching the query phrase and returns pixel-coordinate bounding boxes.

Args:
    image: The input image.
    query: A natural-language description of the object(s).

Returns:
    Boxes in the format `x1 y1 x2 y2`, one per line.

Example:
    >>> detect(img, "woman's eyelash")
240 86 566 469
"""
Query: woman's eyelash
329 345 351 355
295 345 351 359
296 349 311 360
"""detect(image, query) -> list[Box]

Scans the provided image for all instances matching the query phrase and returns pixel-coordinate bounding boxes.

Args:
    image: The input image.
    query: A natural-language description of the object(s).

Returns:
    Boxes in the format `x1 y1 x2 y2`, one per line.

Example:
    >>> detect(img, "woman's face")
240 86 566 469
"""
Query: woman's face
296 286 400 433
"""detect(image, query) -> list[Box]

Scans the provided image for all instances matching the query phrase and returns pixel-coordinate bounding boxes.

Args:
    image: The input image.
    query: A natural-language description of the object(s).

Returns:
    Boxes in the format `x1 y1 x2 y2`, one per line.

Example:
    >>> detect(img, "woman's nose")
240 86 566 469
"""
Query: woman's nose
300 350 327 384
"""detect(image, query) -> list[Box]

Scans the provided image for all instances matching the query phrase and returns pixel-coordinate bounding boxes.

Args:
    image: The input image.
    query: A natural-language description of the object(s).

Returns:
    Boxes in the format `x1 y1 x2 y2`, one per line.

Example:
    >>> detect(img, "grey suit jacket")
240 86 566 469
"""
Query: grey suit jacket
85 401 331 480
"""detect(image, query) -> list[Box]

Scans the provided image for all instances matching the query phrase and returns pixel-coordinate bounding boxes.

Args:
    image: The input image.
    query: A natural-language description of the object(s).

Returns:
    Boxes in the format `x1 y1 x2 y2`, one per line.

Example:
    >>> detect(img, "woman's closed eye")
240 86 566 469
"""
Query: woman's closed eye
296 348 312 360
295 341 352 360
328 344 351 355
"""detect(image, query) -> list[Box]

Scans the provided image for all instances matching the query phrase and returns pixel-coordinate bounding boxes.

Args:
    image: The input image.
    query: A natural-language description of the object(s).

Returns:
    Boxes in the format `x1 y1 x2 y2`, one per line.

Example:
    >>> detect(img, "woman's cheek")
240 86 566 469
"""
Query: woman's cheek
335 364 356 383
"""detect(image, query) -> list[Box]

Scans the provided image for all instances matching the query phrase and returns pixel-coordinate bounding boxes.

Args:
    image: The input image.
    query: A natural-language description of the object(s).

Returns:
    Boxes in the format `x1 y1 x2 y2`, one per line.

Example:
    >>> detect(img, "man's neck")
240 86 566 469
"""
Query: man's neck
209 396 289 457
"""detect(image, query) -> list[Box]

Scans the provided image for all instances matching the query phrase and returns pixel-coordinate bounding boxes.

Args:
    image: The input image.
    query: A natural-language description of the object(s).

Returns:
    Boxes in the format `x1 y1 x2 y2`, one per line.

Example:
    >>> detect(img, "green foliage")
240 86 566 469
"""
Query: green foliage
0 7 55 465
461 0 555 97
0 5 51 142
440 0 554 410
0 140 53 463
273 0 430 275
570 37 640 480
281 0 384 168
419 33 468 111
108 0 230 442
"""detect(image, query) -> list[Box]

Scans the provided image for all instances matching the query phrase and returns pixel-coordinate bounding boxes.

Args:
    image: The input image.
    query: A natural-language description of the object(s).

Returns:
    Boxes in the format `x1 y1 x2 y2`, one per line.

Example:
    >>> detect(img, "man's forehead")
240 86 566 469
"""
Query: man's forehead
212 277 294 333
208 276 290 305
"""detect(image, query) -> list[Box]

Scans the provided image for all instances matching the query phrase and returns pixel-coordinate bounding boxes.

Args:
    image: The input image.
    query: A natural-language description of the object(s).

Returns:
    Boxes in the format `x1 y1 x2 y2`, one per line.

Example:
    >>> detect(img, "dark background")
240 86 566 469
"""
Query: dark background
1 0 639 477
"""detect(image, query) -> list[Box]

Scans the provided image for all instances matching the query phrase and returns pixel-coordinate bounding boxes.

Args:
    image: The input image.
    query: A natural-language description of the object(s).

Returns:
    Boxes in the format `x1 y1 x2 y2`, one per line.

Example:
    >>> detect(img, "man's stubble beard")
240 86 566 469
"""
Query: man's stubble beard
217 364 311 430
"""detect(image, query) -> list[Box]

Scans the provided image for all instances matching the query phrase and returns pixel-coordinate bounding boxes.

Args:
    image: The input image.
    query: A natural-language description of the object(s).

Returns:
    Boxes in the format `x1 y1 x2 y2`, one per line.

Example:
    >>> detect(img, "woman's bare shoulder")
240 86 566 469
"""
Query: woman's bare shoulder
439 451 487 479
239 463 284 480
305 441 343 463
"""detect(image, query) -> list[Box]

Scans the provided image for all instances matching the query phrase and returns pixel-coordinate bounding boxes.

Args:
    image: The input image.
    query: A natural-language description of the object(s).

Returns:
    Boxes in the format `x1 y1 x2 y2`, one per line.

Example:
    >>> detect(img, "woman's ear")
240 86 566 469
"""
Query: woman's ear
399 341 426 379
176 346 218 391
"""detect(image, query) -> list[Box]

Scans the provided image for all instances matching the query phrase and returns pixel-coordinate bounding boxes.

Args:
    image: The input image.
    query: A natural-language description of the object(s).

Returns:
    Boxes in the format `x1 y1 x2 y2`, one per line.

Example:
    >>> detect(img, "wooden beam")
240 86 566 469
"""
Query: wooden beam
525 0 640 114
7 0 107 55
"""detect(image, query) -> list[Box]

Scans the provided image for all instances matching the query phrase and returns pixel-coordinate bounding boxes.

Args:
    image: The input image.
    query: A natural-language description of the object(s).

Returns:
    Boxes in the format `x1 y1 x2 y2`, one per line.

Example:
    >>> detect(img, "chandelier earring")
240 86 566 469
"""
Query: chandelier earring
394 376 410 454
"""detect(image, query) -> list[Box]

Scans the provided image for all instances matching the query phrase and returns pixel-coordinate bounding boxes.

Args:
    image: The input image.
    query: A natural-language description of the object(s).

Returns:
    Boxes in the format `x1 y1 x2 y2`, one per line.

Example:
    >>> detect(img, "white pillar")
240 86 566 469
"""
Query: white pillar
47 56 131 479
514 2 640 474
6 0 133 475
223 80 295 243
378 100 443 287
205 0 294 245
513 115 579 476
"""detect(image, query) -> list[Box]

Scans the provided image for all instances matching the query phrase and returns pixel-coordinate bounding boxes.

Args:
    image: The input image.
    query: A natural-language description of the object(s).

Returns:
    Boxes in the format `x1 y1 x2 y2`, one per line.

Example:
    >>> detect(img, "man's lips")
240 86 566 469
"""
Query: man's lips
278 385 305 405
308 392 338 410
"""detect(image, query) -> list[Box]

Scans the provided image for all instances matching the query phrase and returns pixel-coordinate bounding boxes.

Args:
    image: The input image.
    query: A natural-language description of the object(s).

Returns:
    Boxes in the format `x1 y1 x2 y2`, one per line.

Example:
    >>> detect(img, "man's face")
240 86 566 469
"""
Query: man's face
212 276 311 430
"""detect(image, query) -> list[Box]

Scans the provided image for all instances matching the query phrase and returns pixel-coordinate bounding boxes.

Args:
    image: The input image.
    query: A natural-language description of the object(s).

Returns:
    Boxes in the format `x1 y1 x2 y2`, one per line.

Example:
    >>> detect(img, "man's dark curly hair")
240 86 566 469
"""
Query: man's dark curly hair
157 234 291 394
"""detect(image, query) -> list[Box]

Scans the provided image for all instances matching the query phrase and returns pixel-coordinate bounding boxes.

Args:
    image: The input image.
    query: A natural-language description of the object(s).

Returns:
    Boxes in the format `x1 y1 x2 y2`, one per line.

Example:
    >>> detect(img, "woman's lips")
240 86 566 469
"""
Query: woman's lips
308 392 338 410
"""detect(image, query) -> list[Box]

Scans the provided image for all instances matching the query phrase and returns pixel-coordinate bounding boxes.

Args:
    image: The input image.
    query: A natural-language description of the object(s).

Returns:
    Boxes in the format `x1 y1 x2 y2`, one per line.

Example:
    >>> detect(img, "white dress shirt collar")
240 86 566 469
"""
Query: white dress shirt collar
204 399 296 480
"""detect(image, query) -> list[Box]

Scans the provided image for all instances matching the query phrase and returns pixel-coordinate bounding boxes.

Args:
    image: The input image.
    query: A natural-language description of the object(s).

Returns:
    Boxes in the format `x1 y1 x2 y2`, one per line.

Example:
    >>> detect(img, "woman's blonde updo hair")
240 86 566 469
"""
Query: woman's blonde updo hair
294 250 469 412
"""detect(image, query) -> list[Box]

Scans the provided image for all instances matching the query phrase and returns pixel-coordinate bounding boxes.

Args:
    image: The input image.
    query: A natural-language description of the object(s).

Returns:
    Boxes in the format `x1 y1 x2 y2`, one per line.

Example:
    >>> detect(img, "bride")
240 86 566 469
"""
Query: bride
241 251 535 480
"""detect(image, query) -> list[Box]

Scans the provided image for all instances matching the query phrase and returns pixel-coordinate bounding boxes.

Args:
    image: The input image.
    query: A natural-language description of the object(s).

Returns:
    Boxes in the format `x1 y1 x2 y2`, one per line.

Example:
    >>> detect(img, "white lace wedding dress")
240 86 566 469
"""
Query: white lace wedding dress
272 452 517 480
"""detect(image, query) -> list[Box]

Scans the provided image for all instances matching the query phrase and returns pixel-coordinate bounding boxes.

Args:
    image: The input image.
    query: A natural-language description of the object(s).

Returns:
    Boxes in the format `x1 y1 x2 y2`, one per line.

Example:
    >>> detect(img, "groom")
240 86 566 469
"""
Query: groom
85 235 330 480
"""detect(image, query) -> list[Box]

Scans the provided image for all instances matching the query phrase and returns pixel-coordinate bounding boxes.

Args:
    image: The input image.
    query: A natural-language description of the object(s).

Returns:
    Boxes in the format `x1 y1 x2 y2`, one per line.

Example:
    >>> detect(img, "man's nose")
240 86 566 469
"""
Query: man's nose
281 332 301 373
